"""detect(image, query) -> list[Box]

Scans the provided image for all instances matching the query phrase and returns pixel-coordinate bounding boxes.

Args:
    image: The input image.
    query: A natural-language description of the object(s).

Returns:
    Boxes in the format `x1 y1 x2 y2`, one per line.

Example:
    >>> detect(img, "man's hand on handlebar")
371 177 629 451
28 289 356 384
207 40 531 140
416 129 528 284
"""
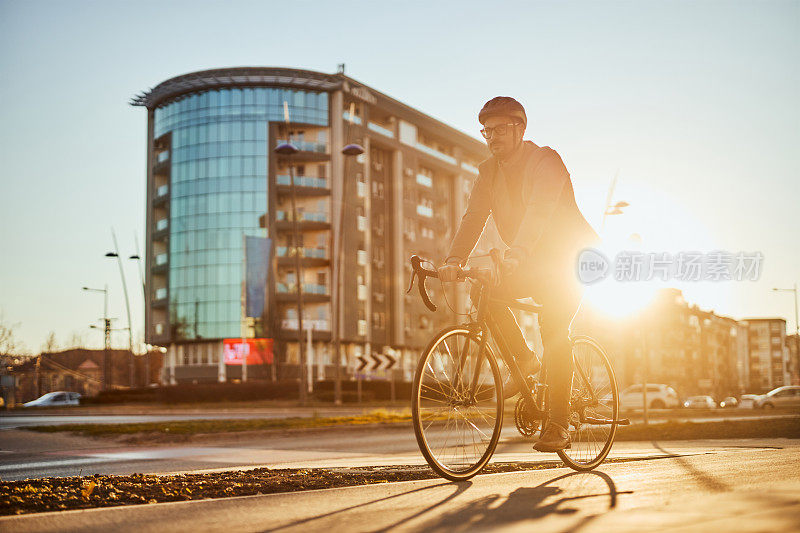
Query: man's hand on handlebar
437 260 462 283
500 247 527 278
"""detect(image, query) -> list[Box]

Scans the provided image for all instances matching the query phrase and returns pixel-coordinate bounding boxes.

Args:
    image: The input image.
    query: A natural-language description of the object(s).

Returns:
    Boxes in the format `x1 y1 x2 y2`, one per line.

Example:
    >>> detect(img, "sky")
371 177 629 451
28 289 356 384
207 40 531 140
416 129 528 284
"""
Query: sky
0 0 798 353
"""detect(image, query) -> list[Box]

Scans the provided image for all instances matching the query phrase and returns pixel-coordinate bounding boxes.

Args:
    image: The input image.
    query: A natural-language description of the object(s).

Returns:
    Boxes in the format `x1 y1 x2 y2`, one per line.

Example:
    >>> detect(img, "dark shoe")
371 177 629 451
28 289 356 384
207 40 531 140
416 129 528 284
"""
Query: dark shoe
533 422 571 452
502 355 541 399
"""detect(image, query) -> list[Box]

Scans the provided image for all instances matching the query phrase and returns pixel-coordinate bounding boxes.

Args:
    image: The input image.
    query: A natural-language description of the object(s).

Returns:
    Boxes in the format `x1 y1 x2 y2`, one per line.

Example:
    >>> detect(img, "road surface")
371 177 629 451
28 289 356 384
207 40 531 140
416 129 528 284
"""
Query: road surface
0 419 795 481
3 444 798 532
0 408 374 430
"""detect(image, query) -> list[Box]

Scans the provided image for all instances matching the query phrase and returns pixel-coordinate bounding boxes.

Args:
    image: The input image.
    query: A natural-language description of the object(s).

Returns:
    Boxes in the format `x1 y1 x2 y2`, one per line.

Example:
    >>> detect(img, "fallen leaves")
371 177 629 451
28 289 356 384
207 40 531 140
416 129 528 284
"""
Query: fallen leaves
0 462 553 517
81 481 96 499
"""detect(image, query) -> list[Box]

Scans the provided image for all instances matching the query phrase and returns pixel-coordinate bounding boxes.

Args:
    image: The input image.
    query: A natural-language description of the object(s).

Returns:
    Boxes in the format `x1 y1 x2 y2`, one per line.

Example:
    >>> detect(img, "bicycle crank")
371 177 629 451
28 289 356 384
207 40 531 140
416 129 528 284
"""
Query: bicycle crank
514 396 540 437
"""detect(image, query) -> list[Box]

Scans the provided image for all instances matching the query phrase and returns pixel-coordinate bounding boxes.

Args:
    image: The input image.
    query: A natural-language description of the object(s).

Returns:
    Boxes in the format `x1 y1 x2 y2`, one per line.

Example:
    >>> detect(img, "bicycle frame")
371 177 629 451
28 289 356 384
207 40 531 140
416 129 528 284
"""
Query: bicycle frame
407 253 614 427
462 279 546 419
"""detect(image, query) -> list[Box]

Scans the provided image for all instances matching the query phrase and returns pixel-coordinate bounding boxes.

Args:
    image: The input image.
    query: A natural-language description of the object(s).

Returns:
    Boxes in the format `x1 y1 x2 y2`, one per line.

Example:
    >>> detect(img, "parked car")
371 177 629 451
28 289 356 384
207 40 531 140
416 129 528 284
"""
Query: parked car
739 394 760 409
683 395 717 409
23 391 81 407
754 386 800 410
620 384 680 410
719 396 739 408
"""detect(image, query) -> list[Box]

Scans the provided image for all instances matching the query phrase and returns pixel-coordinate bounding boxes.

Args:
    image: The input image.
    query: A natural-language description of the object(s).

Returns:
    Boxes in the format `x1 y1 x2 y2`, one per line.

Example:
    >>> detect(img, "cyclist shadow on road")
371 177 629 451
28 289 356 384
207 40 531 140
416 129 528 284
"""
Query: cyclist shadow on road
414 470 631 533
259 480 472 533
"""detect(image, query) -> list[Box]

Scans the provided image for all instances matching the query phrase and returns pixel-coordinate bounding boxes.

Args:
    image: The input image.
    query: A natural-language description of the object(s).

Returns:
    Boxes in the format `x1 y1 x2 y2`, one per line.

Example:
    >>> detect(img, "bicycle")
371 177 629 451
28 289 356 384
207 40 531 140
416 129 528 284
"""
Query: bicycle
406 252 629 481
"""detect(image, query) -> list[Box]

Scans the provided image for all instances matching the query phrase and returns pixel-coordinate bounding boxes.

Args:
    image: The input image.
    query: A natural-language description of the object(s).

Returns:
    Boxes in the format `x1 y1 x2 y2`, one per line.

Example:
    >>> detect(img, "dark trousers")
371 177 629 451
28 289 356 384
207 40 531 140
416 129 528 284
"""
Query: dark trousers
471 258 583 427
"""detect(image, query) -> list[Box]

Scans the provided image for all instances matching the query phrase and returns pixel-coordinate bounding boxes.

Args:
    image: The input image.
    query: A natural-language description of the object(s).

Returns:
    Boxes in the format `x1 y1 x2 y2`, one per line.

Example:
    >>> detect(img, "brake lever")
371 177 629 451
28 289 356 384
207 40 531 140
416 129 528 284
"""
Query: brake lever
418 274 437 312
405 270 418 294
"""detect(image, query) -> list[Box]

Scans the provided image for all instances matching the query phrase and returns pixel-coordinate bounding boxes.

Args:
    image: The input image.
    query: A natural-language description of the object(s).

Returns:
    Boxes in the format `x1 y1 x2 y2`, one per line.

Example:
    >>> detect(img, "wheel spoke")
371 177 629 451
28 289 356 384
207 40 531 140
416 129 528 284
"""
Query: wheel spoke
559 339 618 469
413 329 503 479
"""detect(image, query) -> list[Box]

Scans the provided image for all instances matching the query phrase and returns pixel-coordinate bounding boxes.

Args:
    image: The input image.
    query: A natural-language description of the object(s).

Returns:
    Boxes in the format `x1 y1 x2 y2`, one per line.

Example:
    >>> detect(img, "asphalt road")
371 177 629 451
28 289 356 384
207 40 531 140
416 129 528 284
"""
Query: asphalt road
0 408 373 430
1 406 788 430
4 444 799 532
0 418 795 481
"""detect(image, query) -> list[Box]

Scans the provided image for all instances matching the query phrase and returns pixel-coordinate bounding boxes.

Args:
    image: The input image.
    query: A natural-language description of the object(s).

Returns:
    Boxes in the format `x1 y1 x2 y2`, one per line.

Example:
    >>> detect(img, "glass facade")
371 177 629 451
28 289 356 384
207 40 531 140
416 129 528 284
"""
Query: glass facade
153 87 329 339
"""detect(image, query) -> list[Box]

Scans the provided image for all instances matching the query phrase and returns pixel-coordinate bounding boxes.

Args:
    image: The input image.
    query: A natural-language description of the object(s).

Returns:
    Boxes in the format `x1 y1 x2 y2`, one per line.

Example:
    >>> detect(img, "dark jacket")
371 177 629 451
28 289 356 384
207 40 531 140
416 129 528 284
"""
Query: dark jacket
447 141 599 270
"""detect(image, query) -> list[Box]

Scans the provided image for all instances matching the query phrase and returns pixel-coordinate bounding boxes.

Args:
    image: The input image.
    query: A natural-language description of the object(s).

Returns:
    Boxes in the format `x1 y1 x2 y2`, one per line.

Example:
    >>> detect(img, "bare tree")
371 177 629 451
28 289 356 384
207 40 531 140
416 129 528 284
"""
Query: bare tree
41 331 59 353
67 330 86 349
0 312 21 358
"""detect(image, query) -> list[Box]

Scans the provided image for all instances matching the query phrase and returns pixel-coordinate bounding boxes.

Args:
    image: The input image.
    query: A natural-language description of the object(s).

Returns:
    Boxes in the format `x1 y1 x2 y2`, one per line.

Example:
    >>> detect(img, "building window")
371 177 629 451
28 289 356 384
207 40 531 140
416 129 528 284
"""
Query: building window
417 167 433 187
372 181 384 198
399 120 417 146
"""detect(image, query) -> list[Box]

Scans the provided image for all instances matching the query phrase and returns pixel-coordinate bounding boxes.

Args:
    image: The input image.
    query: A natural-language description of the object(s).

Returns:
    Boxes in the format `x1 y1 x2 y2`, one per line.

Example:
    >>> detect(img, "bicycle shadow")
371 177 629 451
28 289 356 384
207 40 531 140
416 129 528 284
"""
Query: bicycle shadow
258 479 472 533
651 441 730 492
414 470 631 533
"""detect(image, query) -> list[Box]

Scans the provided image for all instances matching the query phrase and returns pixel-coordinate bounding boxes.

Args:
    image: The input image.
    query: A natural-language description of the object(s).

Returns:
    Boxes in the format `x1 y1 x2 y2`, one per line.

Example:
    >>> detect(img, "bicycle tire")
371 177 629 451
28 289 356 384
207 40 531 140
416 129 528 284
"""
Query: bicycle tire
412 325 504 481
557 335 619 471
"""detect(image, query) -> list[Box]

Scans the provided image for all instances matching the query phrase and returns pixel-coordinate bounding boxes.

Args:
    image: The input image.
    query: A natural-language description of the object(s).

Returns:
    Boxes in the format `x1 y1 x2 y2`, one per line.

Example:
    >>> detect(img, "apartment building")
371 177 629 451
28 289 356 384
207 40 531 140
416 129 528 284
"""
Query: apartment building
744 318 792 392
619 288 749 398
131 67 489 384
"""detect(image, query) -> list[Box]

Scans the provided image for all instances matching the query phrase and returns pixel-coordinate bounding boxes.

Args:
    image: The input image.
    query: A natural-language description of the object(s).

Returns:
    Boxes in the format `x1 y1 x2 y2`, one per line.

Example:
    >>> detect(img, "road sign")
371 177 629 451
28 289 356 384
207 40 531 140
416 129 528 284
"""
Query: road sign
355 350 397 372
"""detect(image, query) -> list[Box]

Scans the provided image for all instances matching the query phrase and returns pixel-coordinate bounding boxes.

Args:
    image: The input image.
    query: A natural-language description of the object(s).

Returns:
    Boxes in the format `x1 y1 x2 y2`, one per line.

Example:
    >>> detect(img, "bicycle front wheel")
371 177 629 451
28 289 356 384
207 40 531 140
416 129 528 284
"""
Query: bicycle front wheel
412 326 504 481
557 336 619 471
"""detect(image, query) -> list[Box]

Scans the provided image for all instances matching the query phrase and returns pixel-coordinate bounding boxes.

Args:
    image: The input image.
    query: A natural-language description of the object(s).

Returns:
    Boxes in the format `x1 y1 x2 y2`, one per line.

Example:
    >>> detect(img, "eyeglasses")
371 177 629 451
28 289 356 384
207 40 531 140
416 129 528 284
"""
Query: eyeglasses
480 122 520 139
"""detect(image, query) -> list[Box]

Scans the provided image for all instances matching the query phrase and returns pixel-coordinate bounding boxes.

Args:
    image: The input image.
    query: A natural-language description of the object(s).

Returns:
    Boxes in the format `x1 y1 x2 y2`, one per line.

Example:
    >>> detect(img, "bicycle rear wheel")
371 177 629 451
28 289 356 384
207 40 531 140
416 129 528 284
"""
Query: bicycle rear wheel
412 326 504 481
557 336 619 471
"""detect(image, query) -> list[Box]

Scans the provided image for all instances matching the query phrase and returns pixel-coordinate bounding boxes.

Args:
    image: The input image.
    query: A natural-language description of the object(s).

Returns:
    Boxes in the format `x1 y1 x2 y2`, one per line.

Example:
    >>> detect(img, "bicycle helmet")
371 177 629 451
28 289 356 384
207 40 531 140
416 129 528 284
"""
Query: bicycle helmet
478 96 527 127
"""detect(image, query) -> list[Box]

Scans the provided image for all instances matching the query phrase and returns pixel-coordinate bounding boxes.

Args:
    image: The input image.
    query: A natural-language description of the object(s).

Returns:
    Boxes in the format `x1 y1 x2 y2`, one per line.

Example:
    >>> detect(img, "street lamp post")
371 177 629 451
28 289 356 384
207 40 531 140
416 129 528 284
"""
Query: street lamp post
333 143 365 405
106 229 135 387
83 285 110 390
773 284 799 382
275 140 306 403
601 201 630 232
129 252 148 386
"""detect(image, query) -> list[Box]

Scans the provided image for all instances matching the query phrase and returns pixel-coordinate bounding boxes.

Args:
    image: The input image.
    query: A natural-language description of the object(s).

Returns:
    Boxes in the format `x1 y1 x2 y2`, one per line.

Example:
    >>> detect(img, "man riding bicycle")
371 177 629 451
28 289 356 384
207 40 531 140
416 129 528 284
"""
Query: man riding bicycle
437 97 599 452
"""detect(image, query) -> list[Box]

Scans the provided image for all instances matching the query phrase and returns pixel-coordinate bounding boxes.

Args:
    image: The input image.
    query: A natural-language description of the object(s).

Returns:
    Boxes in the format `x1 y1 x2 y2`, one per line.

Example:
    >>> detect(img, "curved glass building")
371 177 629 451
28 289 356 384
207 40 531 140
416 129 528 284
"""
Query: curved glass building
133 67 489 384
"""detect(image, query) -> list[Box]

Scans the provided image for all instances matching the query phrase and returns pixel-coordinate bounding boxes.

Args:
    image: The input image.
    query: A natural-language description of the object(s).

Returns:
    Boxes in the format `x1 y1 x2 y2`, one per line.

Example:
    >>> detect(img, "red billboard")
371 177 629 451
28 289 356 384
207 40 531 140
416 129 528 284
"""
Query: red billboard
223 338 274 365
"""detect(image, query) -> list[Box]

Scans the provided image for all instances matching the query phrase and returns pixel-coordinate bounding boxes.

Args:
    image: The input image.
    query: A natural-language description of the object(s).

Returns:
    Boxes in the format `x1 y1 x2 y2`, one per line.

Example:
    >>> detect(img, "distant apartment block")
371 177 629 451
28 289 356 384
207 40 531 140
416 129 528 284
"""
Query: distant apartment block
632 288 748 398
745 318 792 391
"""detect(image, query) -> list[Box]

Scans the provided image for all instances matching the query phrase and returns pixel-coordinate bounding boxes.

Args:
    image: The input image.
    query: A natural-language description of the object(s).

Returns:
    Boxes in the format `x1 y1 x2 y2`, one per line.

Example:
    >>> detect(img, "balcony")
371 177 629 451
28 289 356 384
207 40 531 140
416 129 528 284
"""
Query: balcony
152 253 168 273
276 246 329 267
153 155 170 175
277 139 327 153
416 142 457 166
416 204 433 218
152 287 168 308
460 161 479 175
280 319 332 340
277 175 327 188
367 121 395 139
275 139 330 162
153 217 169 239
276 175 330 196
342 111 362 125
153 184 169 206
276 282 330 302
275 210 330 231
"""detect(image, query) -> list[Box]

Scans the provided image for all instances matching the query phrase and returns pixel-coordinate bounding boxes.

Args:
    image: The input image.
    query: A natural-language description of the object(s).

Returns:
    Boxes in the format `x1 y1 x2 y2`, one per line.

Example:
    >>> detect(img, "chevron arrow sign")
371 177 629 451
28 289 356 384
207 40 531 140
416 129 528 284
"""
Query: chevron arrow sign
355 351 397 372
